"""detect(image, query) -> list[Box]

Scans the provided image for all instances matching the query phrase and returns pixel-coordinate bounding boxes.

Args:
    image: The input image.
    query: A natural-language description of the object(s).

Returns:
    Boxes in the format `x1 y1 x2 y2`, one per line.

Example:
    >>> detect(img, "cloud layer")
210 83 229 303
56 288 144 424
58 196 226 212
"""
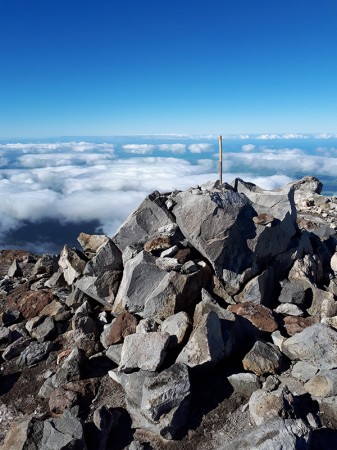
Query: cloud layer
1 137 337 252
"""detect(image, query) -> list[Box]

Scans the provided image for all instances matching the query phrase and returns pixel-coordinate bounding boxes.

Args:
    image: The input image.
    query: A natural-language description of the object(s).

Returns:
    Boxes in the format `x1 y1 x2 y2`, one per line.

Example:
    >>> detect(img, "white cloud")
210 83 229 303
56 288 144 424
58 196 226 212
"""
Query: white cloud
1 139 337 252
188 143 213 153
122 144 155 154
157 143 187 153
242 144 255 152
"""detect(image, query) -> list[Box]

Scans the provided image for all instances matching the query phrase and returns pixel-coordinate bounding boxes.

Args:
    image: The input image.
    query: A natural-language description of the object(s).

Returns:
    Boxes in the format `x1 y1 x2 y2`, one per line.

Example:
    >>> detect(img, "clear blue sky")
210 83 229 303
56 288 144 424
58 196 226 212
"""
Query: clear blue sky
0 0 336 137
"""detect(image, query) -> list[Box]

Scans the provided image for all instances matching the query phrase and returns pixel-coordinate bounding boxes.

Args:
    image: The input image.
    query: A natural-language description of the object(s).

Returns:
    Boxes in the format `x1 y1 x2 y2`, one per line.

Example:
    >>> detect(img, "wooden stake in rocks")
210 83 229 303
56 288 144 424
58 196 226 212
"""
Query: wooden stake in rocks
218 135 223 184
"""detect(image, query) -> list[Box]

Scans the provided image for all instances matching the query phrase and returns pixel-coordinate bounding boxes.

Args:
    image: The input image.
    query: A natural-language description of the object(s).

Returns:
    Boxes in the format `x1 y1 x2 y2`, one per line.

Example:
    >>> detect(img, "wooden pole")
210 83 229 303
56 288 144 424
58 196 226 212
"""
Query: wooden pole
218 135 223 184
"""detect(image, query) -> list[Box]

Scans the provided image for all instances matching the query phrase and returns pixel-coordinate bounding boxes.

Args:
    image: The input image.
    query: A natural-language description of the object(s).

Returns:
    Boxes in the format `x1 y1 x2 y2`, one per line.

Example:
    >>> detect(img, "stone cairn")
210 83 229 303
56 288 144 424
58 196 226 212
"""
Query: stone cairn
2 176 337 449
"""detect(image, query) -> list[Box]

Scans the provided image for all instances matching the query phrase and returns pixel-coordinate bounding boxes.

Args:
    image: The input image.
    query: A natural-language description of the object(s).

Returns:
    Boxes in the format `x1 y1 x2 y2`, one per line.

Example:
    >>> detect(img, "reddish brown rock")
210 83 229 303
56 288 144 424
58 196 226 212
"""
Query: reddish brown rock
144 235 173 254
40 300 66 317
283 316 318 336
8 290 55 319
228 302 278 333
104 311 138 345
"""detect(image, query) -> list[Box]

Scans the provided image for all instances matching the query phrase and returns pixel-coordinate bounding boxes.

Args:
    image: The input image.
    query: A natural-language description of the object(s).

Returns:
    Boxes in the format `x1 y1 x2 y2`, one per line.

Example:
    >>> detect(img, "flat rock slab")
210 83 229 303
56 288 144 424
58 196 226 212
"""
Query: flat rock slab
119 331 170 372
228 302 278 333
282 323 337 370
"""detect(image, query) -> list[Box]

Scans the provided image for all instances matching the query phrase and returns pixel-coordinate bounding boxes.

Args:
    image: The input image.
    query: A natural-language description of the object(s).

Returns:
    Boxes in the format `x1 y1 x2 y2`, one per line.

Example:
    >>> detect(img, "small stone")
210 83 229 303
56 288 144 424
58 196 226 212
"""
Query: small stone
275 303 303 316
181 261 198 274
18 341 53 366
7 259 23 278
249 387 294 426
100 311 138 347
283 316 317 336
160 245 179 258
161 311 191 347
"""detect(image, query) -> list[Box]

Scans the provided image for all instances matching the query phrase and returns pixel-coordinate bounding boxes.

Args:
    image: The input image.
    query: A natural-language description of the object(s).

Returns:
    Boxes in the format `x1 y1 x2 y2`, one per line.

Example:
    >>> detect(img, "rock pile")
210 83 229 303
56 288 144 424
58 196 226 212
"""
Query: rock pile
2 176 337 448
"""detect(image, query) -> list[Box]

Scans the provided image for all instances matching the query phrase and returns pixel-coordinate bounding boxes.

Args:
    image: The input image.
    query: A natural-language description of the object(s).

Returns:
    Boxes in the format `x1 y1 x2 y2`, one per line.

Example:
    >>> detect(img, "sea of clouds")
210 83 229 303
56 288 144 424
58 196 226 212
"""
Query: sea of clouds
1 134 337 253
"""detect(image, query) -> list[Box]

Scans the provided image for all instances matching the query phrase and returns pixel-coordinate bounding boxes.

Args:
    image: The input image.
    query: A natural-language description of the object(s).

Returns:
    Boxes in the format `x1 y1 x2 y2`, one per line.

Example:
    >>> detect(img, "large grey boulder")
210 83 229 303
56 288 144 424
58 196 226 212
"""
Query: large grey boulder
112 191 175 252
109 363 190 439
282 323 337 370
176 311 225 369
119 331 170 372
113 250 211 320
112 251 165 314
76 270 122 307
172 182 296 294
142 264 211 320
219 418 311 450
83 239 122 276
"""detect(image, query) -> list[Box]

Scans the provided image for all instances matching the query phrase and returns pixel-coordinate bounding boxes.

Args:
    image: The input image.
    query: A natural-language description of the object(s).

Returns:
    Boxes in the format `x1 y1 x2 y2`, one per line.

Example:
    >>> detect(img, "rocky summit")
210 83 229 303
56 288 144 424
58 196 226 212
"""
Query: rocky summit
3 176 337 449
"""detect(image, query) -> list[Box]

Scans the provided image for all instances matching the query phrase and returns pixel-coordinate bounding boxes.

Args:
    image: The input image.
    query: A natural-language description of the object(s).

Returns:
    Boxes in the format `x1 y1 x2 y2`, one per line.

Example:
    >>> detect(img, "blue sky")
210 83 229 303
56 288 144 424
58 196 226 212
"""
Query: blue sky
1 0 337 137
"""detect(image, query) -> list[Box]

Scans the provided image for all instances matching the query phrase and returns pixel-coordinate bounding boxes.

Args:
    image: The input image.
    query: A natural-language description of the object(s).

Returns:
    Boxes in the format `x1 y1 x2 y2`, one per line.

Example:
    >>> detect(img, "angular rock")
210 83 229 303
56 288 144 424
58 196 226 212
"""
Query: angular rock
275 303 303 316
227 372 261 398
228 302 278 333
219 418 311 450
112 191 174 252
77 232 109 256
110 363 190 439
249 387 294 426
52 347 85 388
30 317 56 341
18 341 53 366
76 270 122 307
291 361 318 383
234 268 274 307
7 259 23 278
307 287 337 318
282 323 337 369
142 264 211 320
305 369 337 397
41 410 87 450
160 311 191 348
119 331 170 372
113 251 165 314
83 239 122 276
44 271 66 289
1 416 43 450
100 311 138 347
176 311 225 369
242 340 283 376
283 316 317 336
278 279 312 306
2 337 32 361
106 343 123 365
58 244 87 285
33 254 58 276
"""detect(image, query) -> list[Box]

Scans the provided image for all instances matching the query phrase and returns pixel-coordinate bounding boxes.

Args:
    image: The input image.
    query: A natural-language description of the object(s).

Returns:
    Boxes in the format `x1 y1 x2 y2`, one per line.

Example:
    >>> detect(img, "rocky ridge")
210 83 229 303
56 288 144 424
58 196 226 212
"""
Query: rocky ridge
1 176 337 448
